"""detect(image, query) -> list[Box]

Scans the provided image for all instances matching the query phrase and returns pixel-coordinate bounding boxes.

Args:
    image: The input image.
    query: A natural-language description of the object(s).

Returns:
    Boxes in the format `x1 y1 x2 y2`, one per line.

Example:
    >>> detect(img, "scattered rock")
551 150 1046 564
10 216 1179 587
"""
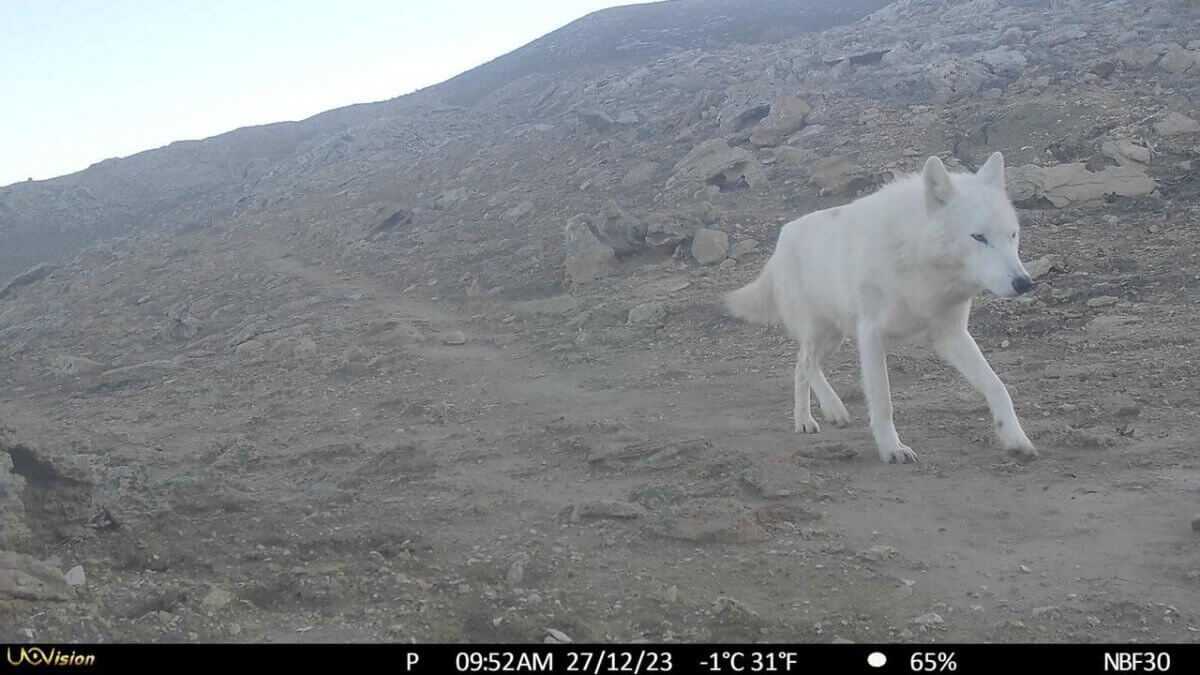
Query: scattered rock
1086 295 1119 308
810 156 871 196
47 354 105 377
627 302 668 326
572 500 646 521
576 108 615 131
1007 163 1155 208
1086 314 1140 336
1158 44 1198 74
564 214 617 285
434 187 469 210
503 200 536 223
0 263 57 301
544 628 573 644
506 554 529 587
749 96 812 147
644 221 690 251
442 331 467 346
911 612 945 628
1032 605 1060 618
201 587 234 612
0 551 72 601
1116 46 1160 70
1101 140 1151 166
670 139 765 191
1154 112 1200 136
620 161 659 188
926 58 987 103
976 46 1028 78
513 295 580 317
1191 515 1200 533
859 544 899 562
731 239 759 259
1027 255 1065 280
64 565 86 587
648 498 769 544
691 228 729 265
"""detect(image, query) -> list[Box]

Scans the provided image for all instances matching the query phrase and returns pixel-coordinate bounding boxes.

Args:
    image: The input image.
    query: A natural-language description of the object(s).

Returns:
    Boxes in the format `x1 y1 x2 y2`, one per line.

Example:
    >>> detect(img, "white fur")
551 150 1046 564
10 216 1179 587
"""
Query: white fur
726 152 1036 464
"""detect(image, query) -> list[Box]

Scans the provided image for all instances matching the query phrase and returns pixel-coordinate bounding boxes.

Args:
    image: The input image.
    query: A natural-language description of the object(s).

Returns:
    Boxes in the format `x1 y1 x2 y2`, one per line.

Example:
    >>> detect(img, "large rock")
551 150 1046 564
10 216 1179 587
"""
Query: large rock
0 551 72 601
628 302 668 327
1007 163 1156 208
620 161 659 188
1158 44 1199 74
670 139 765 190
576 108 615 131
749 96 812 147
976 47 1028 78
1101 139 1150 166
691 229 729 265
594 202 646 256
1153 112 1200 136
563 215 617 285
0 452 30 550
926 58 988 103
810 156 871 195
0 263 57 301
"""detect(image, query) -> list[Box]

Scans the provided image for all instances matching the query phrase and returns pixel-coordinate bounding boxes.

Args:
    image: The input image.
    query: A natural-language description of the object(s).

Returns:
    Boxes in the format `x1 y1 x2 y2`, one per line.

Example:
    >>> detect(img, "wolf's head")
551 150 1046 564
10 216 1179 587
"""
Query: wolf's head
923 152 1033 298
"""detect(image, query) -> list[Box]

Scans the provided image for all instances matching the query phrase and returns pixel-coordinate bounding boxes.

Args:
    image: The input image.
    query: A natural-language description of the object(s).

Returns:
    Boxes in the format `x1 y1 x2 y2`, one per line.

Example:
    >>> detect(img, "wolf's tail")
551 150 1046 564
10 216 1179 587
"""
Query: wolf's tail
724 264 778 325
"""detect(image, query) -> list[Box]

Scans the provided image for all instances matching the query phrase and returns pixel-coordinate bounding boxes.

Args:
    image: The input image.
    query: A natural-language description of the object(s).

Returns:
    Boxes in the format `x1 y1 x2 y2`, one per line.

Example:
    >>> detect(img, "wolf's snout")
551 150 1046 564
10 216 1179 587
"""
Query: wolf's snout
1011 275 1034 295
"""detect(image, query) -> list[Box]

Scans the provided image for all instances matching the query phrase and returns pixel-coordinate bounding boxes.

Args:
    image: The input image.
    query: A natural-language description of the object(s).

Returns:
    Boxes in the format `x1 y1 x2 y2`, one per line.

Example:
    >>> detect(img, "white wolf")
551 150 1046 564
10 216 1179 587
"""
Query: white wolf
725 152 1036 464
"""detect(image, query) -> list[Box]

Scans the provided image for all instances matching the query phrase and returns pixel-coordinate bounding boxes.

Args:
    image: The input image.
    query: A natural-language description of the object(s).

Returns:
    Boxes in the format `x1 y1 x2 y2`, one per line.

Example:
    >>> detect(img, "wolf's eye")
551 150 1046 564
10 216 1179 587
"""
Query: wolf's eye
971 233 989 245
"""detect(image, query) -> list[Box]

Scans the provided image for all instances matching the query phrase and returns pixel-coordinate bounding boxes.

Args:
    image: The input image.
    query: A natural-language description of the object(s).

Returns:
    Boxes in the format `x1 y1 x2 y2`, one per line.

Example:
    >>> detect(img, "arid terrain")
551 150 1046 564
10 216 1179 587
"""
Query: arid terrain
2 0 1200 643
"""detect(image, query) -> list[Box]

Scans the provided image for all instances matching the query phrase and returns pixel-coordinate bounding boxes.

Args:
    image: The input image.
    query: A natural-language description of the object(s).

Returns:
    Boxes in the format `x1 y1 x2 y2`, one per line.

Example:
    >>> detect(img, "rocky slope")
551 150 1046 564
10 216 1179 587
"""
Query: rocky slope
2 0 1200 644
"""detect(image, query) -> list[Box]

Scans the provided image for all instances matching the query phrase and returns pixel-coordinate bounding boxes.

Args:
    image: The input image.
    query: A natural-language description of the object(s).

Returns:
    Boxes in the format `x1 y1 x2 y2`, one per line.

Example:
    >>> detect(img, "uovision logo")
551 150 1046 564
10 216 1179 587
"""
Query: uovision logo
5 647 97 667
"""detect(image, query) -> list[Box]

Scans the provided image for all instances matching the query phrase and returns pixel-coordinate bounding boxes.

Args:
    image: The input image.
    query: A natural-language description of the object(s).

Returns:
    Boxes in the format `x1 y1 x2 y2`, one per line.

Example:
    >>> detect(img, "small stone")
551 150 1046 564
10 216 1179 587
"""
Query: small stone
1086 296 1119 308
691 228 730 265
201 587 234 611
573 500 646 520
627 302 668 327
1191 515 1200 533
911 612 944 627
64 565 86 587
831 637 855 644
1027 255 1064 281
1019 564 1033 574
1032 605 1060 617
545 628 573 643
858 544 898 562
1000 339 1011 349
506 556 528 587
731 239 759 259
442 331 467 345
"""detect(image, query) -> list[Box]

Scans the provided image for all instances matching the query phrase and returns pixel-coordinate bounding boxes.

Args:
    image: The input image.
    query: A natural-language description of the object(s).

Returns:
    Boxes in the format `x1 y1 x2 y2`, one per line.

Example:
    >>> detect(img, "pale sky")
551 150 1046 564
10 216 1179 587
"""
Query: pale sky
0 0 634 187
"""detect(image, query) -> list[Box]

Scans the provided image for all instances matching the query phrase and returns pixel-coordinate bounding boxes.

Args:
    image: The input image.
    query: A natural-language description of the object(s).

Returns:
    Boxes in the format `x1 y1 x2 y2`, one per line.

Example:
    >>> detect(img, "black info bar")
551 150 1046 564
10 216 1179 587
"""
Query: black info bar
2 643 1194 674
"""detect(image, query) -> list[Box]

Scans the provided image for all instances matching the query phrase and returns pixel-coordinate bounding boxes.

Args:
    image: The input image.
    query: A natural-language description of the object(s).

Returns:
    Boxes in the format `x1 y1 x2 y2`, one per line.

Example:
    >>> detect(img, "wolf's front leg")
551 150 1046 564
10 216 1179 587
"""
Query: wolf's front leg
932 327 1037 459
856 320 918 464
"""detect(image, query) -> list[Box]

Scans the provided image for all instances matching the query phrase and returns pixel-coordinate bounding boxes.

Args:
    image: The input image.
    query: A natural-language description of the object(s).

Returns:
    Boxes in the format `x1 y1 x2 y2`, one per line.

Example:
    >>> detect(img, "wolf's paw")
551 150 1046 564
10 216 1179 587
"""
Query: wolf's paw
998 424 1038 460
1003 436 1038 460
795 416 821 434
822 402 851 428
878 442 919 464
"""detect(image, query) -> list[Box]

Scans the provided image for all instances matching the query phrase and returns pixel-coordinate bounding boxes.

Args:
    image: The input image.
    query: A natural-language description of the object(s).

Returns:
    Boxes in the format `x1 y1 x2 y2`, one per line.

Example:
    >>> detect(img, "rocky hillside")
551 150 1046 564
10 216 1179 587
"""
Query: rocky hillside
3 0 1200 644
0 0 889 281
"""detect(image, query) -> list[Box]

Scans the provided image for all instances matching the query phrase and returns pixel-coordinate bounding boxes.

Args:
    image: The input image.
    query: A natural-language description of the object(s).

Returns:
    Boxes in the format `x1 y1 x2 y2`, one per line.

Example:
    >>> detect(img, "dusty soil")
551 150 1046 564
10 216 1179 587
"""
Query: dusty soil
2 0 1200 645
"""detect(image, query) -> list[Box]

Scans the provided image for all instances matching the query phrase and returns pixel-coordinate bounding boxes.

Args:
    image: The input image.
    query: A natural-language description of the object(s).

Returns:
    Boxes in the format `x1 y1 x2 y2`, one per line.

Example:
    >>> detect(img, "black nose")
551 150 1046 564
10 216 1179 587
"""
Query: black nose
1012 275 1033 295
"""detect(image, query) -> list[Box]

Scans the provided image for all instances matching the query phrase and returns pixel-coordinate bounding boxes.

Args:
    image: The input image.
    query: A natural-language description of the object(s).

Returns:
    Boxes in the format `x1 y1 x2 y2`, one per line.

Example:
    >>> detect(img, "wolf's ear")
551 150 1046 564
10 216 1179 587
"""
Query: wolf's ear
976 151 1006 190
922 155 954 209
